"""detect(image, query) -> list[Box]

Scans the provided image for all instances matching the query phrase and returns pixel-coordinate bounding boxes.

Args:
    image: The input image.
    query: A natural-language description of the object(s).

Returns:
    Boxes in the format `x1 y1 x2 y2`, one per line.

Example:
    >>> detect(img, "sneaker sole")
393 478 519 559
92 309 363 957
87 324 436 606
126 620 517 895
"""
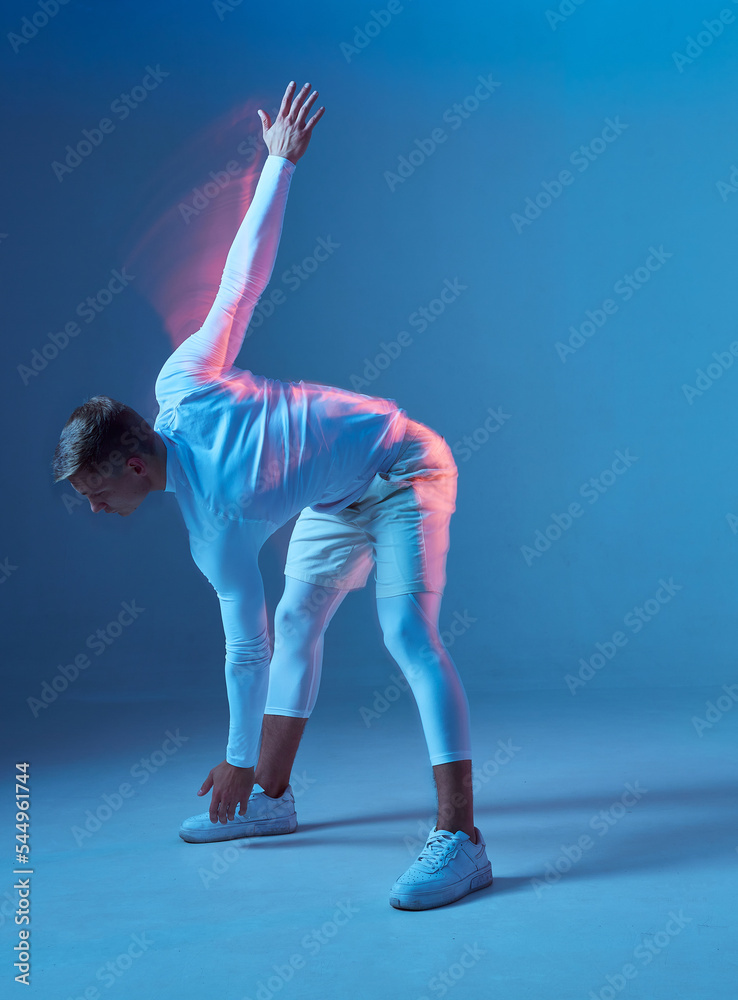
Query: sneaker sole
389 864 493 911
179 815 298 844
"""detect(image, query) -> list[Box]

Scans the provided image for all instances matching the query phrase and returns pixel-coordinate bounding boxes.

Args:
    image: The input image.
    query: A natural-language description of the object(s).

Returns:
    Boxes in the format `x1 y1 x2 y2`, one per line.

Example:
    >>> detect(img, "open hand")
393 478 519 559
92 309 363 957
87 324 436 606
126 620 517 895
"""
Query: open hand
197 760 255 824
257 81 325 165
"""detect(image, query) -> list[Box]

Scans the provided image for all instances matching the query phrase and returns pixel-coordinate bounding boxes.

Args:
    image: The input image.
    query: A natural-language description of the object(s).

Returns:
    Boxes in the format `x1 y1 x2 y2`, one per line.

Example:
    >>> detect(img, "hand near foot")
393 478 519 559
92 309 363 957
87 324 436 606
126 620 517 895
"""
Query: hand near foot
257 81 325 164
198 760 255 824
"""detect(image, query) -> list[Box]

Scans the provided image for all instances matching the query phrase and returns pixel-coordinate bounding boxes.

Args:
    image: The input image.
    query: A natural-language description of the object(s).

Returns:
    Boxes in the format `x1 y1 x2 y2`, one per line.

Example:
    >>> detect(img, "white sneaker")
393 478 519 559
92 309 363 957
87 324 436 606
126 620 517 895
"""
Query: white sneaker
390 826 493 910
179 783 297 843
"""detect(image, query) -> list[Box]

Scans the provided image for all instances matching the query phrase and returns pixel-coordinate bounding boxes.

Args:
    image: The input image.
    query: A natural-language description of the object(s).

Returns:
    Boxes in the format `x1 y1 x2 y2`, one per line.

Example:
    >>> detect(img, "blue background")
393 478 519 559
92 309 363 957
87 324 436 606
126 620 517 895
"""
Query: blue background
3 0 738 712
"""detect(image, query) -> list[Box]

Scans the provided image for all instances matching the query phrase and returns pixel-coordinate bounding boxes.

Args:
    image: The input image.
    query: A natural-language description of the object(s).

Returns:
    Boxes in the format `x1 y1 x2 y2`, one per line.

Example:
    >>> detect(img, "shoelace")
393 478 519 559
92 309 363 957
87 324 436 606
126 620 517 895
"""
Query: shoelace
413 830 461 872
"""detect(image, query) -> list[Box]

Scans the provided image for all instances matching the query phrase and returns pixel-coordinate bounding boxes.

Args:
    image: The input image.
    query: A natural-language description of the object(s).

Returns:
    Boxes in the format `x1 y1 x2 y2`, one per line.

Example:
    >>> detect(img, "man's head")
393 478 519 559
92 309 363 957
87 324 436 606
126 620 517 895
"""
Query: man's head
52 395 166 516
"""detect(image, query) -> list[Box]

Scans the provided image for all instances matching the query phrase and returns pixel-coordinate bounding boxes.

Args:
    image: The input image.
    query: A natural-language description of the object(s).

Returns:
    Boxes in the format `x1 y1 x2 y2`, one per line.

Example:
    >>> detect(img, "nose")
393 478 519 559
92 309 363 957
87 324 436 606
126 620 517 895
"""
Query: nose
90 500 106 513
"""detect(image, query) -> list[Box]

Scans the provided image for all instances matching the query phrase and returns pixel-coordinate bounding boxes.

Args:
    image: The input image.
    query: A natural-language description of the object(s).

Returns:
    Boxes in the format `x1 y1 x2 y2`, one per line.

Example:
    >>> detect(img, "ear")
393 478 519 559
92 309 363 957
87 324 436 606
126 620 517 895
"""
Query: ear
127 456 146 475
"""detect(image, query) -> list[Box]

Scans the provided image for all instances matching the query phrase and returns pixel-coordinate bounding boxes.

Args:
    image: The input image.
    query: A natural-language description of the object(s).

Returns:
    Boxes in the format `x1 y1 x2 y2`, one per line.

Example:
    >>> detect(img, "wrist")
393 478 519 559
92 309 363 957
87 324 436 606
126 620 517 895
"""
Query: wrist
267 152 297 166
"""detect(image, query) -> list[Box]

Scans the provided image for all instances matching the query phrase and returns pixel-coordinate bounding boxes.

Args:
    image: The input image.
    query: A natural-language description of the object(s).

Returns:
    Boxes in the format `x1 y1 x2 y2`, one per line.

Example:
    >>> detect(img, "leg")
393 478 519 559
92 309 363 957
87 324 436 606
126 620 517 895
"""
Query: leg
432 759 475 842
255 715 309 799
255 577 349 797
375 590 476 842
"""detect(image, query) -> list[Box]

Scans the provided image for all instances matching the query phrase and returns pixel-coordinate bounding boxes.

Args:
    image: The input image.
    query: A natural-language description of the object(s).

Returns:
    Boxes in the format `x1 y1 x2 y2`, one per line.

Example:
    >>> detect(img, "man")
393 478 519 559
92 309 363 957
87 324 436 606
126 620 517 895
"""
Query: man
52 81 492 910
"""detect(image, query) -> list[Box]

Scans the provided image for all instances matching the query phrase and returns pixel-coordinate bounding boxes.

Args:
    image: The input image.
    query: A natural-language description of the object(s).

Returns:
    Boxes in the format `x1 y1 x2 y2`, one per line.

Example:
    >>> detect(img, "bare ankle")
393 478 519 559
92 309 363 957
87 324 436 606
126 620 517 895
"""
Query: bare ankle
257 778 288 798
437 823 476 843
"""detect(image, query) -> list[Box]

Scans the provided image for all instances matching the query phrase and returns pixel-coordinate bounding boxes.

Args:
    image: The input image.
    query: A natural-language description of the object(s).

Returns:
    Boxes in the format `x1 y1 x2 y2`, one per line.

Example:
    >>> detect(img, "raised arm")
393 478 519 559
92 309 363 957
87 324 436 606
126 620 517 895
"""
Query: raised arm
158 82 325 388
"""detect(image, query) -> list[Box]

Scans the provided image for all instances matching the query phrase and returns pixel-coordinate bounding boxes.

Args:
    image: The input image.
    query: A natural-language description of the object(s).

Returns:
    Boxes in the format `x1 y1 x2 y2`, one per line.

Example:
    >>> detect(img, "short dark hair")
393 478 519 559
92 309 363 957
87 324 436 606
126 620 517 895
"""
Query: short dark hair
52 395 158 485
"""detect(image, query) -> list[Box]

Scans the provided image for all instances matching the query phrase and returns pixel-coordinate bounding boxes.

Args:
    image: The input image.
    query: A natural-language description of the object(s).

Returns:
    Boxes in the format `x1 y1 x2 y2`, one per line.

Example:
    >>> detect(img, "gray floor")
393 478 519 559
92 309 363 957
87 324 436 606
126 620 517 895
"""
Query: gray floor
5 685 736 999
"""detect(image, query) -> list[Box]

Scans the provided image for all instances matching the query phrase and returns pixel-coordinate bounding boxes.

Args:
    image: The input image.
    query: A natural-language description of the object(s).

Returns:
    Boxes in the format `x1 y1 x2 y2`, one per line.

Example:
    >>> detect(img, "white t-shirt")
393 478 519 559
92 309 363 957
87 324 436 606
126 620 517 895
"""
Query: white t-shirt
153 154 408 768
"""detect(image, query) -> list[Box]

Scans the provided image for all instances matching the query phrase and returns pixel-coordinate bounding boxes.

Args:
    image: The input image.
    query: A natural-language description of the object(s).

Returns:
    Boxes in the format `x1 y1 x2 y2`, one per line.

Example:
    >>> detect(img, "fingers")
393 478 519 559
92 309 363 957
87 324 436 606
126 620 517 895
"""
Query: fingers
295 88 319 125
289 82 312 120
305 104 326 131
282 82 315 121
211 791 249 824
198 774 213 796
278 80 297 118
274 81 325 138
211 795 232 824
208 787 236 824
293 85 325 131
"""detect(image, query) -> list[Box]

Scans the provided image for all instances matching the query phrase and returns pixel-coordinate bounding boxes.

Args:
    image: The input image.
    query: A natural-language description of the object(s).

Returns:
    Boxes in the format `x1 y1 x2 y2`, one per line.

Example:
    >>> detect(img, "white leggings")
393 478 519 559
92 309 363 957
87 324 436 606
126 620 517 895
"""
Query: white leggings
264 577 472 765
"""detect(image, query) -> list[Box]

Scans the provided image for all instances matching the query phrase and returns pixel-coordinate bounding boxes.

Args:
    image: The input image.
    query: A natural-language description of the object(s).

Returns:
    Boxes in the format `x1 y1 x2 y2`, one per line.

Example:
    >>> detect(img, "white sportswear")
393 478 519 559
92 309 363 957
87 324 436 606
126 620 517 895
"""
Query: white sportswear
153 154 408 768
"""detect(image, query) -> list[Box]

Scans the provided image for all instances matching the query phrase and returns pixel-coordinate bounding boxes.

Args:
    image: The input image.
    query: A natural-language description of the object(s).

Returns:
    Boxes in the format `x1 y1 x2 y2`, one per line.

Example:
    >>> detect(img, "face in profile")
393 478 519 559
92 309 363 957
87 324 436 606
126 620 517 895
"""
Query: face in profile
69 458 153 516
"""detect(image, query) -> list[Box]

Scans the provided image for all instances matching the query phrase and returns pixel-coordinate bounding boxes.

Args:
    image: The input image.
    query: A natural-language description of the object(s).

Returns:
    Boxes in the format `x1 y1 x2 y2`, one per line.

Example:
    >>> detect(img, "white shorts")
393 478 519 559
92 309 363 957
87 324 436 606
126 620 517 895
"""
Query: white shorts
283 418 458 598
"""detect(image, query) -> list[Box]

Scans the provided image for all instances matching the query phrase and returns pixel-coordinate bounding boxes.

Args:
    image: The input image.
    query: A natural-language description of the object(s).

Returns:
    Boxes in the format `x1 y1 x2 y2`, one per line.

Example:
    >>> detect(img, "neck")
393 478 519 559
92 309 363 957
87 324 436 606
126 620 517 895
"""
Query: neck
151 433 168 491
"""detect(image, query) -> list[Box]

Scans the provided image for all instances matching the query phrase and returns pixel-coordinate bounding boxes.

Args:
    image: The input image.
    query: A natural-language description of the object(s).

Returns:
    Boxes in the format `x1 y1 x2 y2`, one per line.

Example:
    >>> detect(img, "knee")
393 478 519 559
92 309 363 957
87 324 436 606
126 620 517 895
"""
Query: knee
381 614 440 667
274 599 326 645
275 603 308 643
